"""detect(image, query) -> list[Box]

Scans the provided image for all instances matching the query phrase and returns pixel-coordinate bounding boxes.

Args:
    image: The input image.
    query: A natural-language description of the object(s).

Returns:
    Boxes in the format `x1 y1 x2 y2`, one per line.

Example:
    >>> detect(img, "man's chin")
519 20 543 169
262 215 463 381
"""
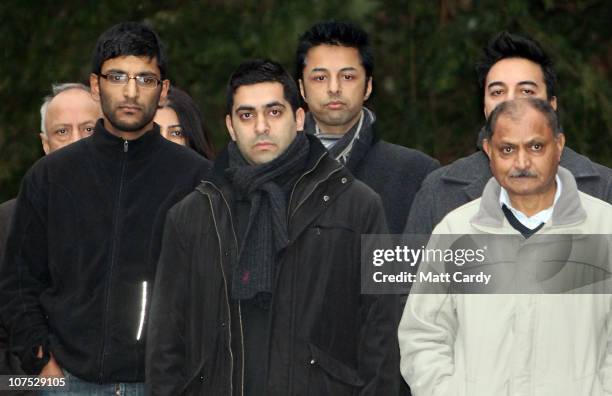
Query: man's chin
503 183 544 197
108 118 150 133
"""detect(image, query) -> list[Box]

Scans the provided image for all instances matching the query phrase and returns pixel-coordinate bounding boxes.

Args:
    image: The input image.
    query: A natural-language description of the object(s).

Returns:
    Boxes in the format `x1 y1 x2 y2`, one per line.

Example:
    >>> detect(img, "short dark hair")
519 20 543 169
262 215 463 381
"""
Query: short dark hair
226 59 300 115
476 31 556 99
92 22 168 79
484 98 562 140
162 87 216 159
296 21 373 80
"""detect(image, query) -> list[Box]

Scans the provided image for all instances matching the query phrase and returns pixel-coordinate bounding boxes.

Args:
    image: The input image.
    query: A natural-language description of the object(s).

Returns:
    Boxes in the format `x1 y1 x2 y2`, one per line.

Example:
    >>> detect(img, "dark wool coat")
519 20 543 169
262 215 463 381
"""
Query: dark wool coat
335 123 440 235
146 136 399 396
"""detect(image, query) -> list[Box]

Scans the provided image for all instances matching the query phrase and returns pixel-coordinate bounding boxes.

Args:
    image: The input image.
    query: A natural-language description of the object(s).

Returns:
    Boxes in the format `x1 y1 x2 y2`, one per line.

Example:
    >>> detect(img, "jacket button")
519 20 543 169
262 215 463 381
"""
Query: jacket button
200 375 205 382
220 322 226 327
341 177 347 184
224 250 229 256
310 358 316 365
323 195 330 202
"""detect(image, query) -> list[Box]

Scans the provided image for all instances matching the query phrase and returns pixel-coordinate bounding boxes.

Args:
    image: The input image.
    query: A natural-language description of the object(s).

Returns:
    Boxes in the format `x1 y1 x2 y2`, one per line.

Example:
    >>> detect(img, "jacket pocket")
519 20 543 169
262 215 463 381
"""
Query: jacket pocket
306 343 364 396
181 354 211 395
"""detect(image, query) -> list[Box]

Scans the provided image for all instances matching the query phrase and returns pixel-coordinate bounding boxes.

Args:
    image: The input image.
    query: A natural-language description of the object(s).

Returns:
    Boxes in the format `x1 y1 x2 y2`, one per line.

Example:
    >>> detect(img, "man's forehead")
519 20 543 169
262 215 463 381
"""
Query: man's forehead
233 82 287 110
493 111 553 140
304 44 363 71
486 57 545 84
101 55 160 73
48 89 95 111
46 89 99 123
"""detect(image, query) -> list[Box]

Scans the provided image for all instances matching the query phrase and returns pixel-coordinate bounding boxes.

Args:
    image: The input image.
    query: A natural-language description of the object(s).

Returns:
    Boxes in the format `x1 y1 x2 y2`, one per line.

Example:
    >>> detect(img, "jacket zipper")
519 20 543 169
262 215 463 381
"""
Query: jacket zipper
98 139 129 381
286 152 328 222
289 162 343 220
201 181 245 396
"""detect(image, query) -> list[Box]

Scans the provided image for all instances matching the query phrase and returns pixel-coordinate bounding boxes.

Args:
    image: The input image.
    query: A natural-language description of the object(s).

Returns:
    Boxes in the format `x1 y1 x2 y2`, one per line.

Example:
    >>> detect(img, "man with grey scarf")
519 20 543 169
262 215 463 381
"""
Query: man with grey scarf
146 59 399 396
296 21 440 234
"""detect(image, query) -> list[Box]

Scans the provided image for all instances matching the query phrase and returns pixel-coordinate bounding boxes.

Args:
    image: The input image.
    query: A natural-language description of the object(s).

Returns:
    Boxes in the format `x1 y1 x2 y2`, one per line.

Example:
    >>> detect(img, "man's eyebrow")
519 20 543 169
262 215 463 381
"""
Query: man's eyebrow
308 67 358 74
235 102 286 113
103 68 158 76
487 81 507 89
265 101 286 109
235 105 256 113
487 80 539 89
104 69 126 74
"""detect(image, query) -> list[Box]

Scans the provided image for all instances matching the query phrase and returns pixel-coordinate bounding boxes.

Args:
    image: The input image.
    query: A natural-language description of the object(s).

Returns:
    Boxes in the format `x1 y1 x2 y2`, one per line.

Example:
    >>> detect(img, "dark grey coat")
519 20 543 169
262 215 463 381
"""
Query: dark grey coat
336 124 440 234
404 147 612 235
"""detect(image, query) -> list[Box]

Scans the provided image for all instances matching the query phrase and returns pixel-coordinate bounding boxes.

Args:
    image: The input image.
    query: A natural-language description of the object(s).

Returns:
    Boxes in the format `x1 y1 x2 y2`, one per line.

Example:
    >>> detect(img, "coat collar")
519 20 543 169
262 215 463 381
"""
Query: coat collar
203 134 341 200
201 134 351 243
471 166 587 229
91 118 163 159
440 140 601 201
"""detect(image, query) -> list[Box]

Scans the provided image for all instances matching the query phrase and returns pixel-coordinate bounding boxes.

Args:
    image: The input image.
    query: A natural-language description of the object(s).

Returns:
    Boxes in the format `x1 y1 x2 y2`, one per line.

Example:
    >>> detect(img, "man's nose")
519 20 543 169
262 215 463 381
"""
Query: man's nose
123 78 139 99
514 148 531 170
327 75 340 95
255 115 270 135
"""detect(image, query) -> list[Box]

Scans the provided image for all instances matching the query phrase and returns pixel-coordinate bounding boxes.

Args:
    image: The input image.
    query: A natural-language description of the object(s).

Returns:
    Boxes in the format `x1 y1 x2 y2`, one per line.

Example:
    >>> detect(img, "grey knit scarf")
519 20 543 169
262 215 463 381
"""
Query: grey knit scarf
303 107 375 165
225 133 310 302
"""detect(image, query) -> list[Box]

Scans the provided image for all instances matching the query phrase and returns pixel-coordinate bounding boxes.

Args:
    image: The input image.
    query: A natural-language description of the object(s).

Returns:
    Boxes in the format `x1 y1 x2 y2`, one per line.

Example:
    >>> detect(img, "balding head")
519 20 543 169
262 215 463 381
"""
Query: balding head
484 97 561 140
40 83 101 154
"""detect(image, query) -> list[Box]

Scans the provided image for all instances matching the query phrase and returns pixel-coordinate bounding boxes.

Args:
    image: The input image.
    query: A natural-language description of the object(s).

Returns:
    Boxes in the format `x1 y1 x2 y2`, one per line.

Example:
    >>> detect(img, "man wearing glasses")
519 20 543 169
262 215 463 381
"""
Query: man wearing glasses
0 22 210 395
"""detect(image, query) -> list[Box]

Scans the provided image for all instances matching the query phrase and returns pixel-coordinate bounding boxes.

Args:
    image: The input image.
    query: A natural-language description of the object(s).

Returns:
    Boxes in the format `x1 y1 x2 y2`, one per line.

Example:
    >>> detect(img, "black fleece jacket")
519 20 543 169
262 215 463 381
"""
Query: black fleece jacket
0 120 210 383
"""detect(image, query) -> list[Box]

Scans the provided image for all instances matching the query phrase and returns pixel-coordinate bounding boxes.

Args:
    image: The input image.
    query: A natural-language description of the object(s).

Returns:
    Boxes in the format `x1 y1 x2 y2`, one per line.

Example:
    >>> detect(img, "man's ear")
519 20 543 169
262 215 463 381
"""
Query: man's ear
90 73 101 101
159 79 170 106
482 138 492 159
364 76 373 101
299 79 307 103
40 133 50 155
225 114 236 141
555 132 565 162
550 96 557 111
295 107 305 131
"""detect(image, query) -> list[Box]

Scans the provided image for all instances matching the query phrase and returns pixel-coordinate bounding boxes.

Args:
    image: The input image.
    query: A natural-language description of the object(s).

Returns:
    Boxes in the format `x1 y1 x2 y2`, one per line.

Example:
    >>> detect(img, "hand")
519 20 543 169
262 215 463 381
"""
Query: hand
37 346 63 377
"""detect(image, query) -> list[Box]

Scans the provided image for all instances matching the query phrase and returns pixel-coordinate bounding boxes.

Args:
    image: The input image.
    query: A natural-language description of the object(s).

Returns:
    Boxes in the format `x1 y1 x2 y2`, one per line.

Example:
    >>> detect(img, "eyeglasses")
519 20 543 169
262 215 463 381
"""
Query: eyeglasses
99 72 162 88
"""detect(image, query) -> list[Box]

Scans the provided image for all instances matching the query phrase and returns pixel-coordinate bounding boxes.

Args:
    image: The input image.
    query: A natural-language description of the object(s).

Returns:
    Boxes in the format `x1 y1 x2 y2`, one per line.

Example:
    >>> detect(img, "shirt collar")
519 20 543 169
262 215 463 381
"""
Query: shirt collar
499 174 562 230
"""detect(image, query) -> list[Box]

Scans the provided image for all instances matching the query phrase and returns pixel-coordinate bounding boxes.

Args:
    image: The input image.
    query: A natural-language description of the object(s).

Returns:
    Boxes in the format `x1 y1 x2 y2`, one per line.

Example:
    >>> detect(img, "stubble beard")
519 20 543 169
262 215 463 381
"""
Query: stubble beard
99 89 160 133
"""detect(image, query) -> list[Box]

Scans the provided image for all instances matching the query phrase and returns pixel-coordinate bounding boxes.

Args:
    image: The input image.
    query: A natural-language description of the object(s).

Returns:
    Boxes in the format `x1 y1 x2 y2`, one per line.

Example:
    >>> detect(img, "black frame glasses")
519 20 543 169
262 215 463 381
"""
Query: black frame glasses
99 72 162 88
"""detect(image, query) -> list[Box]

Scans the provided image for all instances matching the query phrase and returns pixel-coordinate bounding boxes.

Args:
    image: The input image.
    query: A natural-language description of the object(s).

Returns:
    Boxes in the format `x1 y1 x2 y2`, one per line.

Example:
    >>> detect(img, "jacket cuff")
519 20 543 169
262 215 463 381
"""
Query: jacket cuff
21 339 50 374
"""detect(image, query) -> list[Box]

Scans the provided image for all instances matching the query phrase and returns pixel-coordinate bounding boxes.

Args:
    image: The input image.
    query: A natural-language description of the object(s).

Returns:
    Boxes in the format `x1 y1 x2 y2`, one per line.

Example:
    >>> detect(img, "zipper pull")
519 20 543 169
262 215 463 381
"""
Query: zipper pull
124 140 129 153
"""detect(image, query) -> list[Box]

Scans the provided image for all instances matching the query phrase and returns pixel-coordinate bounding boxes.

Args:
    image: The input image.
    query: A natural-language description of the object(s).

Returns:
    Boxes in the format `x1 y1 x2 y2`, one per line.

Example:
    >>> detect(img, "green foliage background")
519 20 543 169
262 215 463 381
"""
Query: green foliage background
1 0 610 202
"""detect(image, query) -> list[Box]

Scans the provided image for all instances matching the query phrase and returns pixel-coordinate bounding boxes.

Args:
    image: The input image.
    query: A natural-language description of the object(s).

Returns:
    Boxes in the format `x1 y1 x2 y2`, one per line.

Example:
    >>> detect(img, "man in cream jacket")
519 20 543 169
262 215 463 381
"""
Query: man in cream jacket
399 97 612 396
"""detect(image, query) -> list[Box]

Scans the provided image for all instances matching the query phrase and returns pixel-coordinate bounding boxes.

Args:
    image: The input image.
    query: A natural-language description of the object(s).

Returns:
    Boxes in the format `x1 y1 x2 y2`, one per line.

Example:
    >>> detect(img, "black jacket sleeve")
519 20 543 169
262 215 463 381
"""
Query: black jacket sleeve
146 209 189 396
0 175 51 374
358 193 400 396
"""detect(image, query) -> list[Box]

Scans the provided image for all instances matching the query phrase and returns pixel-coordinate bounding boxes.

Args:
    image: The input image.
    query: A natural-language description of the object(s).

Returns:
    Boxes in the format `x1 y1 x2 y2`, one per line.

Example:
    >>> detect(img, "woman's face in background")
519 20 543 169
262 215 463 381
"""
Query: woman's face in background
154 107 186 146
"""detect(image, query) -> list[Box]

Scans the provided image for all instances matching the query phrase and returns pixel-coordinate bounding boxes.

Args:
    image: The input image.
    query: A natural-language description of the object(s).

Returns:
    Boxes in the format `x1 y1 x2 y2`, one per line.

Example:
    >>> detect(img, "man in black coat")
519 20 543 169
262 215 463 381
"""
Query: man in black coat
405 31 612 236
0 22 210 394
0 82 101 395
146 59 398 396
296 21 440 234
